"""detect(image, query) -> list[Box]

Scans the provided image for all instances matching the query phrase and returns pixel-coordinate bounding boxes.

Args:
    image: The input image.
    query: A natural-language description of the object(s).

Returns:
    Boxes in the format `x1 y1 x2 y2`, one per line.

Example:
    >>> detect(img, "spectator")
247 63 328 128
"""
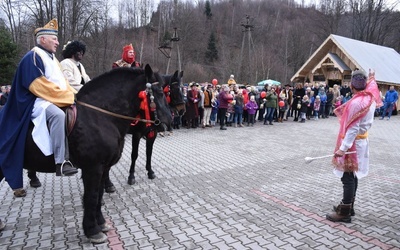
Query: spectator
218 85 233 130
186 83 200 128
0 86 8 107
233 90 244 127
340 82 351 98
299 95 310 123
245 95 258 126
380 86 398 120
227 74 236 86
210 93 219 127
226 91 235 126
198 85 205 127
202 84 214 128
292 83 305 121
305 87 314 120
325 87 334 117
313 96 321 120
318 86 328 118
280 84 293 121
264 86 278 125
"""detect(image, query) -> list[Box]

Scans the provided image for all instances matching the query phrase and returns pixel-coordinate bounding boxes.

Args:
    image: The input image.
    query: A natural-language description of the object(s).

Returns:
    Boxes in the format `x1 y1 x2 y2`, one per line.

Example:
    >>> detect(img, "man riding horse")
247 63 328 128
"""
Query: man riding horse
0 19 80 231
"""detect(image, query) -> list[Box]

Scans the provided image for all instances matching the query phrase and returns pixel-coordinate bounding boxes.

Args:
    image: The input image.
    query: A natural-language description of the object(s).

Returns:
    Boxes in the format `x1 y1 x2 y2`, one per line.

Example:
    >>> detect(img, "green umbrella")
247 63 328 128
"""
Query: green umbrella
257 79 281 86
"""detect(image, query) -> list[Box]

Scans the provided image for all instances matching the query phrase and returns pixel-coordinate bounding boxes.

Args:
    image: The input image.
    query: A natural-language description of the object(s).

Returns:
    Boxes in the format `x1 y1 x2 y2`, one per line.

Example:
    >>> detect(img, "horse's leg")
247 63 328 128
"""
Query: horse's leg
146 135 156 179
103 169 116 193
81 167 108 244
27 170 42 188
128 132 141 185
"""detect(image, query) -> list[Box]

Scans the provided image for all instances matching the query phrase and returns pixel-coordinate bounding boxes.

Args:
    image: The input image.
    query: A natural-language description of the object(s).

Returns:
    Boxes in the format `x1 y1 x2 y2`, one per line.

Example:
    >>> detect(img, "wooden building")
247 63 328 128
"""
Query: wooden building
291 34 400 109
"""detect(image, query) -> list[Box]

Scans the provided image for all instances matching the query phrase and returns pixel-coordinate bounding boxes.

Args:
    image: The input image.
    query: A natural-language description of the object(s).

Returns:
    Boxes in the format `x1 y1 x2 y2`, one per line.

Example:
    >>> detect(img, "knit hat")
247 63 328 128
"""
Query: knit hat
351 69 367 90
34 19 58 37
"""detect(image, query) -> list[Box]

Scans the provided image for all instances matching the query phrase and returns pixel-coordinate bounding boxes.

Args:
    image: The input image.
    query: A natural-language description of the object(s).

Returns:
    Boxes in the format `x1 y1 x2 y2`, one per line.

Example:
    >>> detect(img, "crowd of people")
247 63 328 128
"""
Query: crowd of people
173 75 397 131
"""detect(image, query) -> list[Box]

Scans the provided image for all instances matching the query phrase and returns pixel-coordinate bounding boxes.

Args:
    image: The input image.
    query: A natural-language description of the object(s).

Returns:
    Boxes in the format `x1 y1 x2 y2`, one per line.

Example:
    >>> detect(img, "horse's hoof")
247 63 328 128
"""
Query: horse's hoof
100 223 111 232
88 232 108 244
148 173 156 180
30 178 42 188
0 219 6 232
127 178 136 185
13 188 27 198
104 185 116 193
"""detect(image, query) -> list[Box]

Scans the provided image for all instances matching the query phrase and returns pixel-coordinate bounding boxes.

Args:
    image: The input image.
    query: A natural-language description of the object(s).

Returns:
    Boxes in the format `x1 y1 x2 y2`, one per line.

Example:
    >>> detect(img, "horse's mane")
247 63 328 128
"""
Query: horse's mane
77 67 146 98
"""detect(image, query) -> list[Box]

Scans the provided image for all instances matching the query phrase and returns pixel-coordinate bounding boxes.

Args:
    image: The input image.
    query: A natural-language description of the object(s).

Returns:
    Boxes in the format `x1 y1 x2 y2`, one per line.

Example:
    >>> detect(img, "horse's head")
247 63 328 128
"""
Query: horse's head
145 65 173 131
163 70 186 116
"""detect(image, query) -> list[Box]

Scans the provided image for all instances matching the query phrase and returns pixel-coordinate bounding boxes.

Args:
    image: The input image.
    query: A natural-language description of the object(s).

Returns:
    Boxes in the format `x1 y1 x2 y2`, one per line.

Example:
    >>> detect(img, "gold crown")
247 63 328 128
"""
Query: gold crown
34 19 58 37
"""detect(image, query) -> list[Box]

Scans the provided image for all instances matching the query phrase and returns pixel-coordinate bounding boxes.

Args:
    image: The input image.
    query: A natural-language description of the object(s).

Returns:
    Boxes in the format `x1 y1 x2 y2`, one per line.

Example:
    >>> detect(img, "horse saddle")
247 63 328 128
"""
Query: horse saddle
65 104 77 136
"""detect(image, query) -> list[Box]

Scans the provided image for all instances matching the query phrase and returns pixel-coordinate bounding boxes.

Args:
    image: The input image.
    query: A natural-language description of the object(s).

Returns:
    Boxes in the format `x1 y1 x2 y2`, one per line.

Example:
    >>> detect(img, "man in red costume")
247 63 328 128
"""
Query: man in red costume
326 69 382 223
112 44 141 68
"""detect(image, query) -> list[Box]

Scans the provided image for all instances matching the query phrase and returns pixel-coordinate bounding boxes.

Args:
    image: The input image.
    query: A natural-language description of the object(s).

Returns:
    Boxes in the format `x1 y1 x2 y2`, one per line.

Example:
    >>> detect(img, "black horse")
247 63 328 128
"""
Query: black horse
28 71 185 189
103 70 185 191
22 65 172 243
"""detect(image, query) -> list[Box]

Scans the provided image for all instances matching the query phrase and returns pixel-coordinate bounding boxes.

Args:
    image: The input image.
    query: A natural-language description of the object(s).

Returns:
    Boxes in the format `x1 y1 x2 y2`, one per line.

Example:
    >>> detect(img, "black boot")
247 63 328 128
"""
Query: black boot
56 161 78 176
333 197 355 216
28 170 42 188
326 202 352 223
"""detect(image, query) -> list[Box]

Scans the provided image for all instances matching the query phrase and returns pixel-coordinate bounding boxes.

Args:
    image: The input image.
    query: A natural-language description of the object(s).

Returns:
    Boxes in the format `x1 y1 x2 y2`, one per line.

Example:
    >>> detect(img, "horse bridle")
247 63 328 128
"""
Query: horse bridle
76 83 161 125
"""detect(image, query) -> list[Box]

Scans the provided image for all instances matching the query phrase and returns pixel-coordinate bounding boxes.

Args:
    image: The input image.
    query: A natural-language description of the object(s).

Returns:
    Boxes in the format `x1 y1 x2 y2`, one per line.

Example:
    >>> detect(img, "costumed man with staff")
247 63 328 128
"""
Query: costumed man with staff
0 19 79 206
326 69 382 223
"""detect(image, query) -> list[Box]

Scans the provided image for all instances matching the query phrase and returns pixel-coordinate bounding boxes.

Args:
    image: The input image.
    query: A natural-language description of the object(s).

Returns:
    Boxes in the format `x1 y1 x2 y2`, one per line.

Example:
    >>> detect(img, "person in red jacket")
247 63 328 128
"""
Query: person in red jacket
218 85 234 130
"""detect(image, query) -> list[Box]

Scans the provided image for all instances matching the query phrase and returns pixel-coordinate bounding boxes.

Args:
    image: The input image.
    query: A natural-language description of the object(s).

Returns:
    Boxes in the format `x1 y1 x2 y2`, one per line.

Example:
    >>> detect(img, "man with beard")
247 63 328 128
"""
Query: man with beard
112 43 141 68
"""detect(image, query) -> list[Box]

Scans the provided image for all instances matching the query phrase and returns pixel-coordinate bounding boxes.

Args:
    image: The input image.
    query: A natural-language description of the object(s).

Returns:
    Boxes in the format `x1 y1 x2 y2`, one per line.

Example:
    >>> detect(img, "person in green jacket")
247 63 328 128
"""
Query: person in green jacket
263 86 278 125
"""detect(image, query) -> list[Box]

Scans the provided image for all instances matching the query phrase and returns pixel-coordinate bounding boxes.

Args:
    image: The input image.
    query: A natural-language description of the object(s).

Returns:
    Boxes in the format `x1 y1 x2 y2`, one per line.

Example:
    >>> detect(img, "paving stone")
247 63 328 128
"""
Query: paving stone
0 118 399 249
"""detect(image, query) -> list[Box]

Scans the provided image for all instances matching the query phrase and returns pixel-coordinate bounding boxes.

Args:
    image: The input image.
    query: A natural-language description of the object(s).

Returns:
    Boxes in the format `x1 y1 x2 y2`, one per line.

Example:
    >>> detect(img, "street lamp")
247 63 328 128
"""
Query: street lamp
158 27 180 59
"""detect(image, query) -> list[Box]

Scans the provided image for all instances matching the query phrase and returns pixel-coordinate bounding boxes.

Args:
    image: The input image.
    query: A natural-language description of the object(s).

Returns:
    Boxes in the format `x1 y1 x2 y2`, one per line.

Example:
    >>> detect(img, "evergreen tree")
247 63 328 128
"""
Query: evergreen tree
204 1 212 20
0 26 18 85
205 32 218 62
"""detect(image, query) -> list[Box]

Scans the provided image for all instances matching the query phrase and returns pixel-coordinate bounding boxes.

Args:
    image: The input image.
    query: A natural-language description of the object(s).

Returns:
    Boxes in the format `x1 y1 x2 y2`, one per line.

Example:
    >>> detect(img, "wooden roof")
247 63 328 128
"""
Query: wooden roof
291 34 400 85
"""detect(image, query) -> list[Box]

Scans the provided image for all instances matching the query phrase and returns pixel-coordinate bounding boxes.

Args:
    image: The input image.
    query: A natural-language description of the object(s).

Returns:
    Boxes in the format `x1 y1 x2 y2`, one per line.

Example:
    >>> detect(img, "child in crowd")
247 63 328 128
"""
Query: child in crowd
210 98 219 127
278 98 288 122
245 95 258 126
334 96 342 109
300 95 309 123
313 95 321 120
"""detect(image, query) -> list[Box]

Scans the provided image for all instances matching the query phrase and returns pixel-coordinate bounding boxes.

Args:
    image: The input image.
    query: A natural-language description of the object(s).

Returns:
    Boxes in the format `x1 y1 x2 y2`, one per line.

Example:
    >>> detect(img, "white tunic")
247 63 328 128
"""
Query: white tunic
60 58 90 91
31 46 68 156
333 101 376 179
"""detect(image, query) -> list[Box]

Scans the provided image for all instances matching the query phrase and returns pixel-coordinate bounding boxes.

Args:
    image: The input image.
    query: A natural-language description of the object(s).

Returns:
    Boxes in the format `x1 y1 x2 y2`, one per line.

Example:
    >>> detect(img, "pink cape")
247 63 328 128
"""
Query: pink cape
332 76 381 171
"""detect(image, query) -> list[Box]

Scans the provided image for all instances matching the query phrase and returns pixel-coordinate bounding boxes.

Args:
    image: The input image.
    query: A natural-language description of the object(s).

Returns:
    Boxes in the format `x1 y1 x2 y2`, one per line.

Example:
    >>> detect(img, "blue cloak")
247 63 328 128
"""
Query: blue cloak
0 50 45 189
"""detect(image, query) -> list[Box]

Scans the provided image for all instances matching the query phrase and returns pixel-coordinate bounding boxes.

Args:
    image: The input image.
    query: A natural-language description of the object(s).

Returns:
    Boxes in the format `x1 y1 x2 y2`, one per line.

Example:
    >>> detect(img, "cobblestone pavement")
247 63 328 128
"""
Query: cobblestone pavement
0 115 399 249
